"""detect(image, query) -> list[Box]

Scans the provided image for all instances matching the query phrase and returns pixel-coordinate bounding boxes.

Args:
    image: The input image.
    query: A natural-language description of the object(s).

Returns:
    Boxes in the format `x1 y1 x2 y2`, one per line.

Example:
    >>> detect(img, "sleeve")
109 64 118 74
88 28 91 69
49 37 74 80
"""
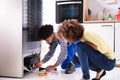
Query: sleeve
55 39 67 65
84 31 108 53
42 40 58 63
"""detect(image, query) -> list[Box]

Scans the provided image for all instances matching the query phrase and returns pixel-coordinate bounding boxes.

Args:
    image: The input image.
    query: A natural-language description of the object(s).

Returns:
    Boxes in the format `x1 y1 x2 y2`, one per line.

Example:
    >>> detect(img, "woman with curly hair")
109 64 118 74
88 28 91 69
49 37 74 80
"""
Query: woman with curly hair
57 19 116 80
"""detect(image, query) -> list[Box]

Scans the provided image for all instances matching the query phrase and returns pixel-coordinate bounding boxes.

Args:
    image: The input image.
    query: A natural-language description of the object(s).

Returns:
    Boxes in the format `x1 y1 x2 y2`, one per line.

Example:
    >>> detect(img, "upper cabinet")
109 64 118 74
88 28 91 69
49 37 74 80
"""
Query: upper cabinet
83 0 120 23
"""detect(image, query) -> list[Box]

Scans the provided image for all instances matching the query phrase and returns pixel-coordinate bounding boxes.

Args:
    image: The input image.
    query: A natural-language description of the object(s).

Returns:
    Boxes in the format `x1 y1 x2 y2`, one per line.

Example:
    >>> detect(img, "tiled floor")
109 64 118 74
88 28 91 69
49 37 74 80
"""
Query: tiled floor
0 66 120 80
0 59 120 80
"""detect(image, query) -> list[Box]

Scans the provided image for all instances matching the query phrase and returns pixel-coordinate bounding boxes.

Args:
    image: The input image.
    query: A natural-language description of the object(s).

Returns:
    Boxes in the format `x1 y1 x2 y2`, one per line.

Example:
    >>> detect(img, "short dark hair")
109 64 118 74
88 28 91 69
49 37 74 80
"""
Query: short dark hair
39 24 53 40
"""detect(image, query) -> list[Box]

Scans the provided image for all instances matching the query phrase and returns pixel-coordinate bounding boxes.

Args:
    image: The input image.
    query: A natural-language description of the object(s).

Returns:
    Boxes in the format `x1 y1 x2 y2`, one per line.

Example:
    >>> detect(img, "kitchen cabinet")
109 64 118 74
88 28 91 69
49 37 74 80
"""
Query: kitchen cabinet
83 23 115 51
115 23 120 60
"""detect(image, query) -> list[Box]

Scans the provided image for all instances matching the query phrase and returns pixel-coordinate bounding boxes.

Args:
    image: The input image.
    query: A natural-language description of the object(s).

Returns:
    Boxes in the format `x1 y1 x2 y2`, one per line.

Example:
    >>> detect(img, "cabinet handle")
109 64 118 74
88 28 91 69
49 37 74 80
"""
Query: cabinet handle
101 25 113 27
57 1 82 5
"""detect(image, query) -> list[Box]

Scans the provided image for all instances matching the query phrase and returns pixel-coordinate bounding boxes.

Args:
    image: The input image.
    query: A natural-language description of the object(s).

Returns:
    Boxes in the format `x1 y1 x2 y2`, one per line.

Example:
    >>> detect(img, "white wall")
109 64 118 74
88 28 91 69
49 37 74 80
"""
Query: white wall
88 0 120 20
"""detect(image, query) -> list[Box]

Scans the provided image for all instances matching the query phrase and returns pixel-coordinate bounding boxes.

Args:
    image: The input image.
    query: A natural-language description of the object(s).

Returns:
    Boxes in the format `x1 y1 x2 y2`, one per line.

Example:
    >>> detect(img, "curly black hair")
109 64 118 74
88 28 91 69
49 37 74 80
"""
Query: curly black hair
39 24 53 40
58 19 84 41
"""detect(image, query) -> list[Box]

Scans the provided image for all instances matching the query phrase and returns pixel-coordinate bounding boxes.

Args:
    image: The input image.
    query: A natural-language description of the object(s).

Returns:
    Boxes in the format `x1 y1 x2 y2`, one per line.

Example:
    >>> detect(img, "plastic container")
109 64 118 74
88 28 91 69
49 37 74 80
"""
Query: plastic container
116 8 120 20
116 15 120 20
118 8 120 14
87 9 92 21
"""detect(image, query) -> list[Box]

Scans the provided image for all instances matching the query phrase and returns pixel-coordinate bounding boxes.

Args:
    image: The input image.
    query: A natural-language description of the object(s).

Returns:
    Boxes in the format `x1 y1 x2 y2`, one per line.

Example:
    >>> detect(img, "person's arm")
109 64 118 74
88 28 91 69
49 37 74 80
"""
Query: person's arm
45 39 67 72
35 39 58 69
54 39 67 66
42 39 58 63
85 41 98 51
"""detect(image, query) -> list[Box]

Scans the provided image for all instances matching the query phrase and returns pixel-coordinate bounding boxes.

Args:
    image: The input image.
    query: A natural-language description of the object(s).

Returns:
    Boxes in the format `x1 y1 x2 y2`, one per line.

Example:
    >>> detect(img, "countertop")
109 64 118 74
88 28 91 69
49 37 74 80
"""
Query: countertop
83 20 120 23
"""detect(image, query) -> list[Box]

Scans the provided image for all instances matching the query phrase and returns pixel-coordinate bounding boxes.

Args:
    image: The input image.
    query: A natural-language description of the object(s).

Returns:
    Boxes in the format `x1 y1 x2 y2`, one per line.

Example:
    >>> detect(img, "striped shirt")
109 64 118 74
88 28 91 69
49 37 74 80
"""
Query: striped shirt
42 37 67 65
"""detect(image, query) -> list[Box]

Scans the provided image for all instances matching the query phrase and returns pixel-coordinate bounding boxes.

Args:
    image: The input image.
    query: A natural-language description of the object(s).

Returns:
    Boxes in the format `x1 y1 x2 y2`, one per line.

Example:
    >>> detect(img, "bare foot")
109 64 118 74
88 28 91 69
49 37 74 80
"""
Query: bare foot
93 70 106 79
115 64 120 67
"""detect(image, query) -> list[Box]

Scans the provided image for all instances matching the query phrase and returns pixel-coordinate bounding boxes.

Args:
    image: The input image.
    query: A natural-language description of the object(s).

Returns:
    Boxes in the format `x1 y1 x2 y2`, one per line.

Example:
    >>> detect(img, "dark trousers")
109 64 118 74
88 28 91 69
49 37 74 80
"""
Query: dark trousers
61 43 80 69
76 42 116 79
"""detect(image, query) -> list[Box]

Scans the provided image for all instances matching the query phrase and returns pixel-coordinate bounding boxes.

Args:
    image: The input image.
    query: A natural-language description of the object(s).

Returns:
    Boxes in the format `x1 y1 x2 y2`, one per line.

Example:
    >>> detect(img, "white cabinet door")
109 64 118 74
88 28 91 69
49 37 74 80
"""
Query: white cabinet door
83 23 114 51
115 23 120 60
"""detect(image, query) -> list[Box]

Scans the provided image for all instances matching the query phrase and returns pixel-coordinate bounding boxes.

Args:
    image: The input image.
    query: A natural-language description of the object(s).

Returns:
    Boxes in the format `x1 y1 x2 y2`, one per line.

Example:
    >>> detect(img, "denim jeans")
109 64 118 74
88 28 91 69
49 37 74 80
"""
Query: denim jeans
61 43 80 69
76 42 116 79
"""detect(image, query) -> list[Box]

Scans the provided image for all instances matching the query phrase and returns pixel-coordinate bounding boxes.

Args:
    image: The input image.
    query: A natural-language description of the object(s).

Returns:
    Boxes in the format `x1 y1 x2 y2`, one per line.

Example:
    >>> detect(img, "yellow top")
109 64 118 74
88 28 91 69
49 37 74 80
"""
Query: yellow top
81 30 115 60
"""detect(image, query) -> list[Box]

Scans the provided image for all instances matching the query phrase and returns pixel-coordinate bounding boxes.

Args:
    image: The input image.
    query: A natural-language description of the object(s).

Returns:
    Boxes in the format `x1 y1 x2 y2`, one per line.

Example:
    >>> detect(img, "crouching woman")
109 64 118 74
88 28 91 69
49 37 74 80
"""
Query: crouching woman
57 19 116 80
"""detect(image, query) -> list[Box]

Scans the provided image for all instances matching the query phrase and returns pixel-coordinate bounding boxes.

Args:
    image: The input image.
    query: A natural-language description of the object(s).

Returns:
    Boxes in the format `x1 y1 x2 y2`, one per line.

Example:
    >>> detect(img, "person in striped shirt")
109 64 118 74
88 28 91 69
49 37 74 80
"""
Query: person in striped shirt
35 24 80 74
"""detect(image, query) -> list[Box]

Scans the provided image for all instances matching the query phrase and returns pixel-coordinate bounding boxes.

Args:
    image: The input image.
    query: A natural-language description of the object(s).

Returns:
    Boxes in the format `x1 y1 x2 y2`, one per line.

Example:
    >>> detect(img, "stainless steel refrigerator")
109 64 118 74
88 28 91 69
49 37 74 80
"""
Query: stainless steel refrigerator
0 0 42 78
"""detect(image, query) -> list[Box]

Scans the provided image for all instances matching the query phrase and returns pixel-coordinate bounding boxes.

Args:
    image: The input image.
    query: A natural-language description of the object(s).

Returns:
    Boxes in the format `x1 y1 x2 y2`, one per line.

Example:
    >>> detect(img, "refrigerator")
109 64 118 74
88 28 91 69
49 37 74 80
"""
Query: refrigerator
0 0 42 78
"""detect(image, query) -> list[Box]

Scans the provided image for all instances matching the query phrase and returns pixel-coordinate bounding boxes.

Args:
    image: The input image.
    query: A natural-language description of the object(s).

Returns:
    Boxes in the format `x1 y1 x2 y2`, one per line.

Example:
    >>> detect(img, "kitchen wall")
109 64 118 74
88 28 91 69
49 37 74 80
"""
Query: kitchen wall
88 0 120 20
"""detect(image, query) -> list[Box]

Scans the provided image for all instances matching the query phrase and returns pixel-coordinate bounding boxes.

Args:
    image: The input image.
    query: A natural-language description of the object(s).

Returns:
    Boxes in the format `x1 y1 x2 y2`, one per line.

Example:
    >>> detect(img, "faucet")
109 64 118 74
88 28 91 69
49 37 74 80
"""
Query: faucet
102 8 107 20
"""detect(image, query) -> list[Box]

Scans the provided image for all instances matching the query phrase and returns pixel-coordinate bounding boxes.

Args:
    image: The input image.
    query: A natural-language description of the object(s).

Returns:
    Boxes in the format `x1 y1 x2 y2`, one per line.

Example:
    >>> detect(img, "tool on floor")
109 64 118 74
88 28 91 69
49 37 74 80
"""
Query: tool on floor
38 72 48 76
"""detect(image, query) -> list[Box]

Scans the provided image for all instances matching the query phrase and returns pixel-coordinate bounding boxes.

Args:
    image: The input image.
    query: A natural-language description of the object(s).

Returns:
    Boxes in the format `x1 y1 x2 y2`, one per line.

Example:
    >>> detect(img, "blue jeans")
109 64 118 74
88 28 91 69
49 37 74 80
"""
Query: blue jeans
76 42 116 79
61 43 80 69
